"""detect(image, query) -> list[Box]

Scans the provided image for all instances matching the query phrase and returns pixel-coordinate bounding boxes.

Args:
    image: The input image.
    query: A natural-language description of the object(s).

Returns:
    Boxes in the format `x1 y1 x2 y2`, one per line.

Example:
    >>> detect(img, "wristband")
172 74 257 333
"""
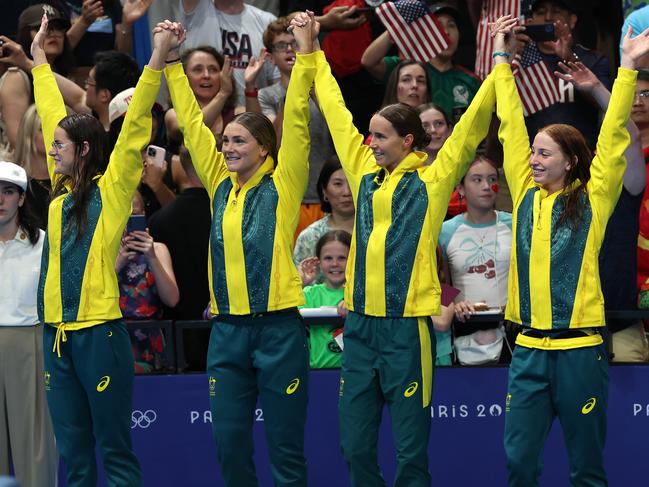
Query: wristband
245 89 258 98
492 51 511 59
165 57 181 64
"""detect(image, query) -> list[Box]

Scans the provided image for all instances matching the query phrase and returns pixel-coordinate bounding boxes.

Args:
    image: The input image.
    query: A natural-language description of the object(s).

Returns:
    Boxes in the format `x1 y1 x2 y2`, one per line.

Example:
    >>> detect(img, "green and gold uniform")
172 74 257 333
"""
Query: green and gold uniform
34 63 162 487
495 62 637 487
165 52 316 487
312 49 496 486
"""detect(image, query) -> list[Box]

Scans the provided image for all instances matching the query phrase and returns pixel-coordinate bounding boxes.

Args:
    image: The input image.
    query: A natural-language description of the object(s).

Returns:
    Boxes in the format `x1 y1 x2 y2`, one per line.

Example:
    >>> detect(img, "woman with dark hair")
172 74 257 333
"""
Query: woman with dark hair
291 11 496 486
165 45 241 147
293 155 354 280
30 13 171 486
381 59 430 108
0 161 57 487
17 4 75 77
159 17 315 486
491 16 649 486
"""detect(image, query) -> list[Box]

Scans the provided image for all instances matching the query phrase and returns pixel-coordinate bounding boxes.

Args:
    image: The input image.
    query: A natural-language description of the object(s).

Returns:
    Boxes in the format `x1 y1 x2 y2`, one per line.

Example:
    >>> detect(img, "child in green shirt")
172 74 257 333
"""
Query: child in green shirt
299 230 351 368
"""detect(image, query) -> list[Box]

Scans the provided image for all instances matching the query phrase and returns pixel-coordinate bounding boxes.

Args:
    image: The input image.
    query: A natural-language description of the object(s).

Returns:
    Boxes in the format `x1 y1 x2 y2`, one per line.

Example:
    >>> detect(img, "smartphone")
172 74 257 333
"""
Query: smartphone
126 214 147 234
146 145 166 168
352 6 373 16
525 23 556 43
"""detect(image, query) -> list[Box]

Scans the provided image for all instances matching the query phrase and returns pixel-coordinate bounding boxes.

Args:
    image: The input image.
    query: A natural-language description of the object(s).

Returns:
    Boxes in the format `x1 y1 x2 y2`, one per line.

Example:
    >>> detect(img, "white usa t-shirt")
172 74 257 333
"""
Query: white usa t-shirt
181 0 277 106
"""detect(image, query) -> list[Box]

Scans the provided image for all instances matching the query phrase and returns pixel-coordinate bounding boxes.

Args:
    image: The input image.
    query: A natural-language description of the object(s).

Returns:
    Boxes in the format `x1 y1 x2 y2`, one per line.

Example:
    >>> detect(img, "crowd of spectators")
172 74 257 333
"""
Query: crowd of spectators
1 0 649 379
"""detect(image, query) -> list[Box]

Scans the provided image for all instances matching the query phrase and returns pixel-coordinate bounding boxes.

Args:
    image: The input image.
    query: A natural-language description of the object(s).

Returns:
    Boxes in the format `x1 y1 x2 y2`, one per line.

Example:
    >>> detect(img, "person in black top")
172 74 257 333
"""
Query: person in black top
148 146 211 370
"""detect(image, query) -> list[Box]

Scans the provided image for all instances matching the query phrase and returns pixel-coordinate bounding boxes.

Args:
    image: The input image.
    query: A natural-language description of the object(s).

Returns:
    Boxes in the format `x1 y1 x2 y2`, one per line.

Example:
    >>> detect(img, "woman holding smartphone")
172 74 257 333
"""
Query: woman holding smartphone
491 16 649 486
158 18 315 487
291 11 497 486
31 12 171 485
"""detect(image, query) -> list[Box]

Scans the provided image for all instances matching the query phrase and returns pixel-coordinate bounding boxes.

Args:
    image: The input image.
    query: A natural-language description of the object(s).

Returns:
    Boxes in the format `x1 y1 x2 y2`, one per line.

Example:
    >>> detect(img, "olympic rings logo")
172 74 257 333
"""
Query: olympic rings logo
131 409 157 429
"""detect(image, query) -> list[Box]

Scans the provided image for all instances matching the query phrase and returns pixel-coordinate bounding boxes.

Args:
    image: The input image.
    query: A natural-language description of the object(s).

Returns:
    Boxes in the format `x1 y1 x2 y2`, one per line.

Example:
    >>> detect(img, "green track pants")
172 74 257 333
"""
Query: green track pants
504 343 609 487
207 310 309 487
43 320 142 487
339 311 436 487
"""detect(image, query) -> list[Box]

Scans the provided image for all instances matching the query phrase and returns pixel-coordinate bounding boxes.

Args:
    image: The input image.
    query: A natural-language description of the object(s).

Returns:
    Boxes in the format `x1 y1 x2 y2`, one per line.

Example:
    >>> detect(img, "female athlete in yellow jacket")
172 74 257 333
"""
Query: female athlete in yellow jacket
491 15 649 486
32 13 170 487
158 18 316 486
292 12 497 487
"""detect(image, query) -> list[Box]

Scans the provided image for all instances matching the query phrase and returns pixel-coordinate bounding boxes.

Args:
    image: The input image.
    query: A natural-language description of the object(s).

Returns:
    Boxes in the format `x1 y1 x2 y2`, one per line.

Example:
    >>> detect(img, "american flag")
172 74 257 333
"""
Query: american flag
474 0 534 80
511 42 560 116
375 0 450 63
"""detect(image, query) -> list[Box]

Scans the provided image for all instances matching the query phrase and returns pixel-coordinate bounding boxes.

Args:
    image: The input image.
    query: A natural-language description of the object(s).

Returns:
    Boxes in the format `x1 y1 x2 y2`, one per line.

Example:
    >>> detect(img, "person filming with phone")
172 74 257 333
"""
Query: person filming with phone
522 0 611 149
116 192 179 321
116 191 179 373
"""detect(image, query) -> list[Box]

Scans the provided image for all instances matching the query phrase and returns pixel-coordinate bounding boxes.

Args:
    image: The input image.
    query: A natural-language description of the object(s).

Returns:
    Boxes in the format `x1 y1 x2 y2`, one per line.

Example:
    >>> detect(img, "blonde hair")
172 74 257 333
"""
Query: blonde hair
13 104 41 177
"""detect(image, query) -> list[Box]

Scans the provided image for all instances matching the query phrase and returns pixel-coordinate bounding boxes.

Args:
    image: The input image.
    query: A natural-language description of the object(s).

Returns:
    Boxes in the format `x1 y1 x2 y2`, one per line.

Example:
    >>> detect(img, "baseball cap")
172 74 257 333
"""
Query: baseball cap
427 2 462 24
108 87 136 124
531 0 577 14
0 161 28 191
109 87 164 124
18 4 70 31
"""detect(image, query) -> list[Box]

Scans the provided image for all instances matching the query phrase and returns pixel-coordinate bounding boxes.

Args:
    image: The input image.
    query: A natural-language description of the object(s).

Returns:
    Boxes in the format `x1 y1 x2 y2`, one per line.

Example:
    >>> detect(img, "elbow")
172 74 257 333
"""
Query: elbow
360 50 381 77
169 287 180 307
360 51 372 70
161 285 180 308
432 319 452 333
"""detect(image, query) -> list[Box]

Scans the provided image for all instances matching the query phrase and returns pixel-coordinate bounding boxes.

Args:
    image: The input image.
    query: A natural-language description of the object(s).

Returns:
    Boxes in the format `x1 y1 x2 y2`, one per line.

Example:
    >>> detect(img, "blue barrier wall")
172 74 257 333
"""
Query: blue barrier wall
63 365 649 485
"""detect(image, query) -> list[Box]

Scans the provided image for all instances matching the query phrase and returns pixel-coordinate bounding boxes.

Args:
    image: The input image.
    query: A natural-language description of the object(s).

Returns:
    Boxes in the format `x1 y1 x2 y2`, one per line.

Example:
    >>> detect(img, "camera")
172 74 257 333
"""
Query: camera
525 23 556 43
147 146 157 157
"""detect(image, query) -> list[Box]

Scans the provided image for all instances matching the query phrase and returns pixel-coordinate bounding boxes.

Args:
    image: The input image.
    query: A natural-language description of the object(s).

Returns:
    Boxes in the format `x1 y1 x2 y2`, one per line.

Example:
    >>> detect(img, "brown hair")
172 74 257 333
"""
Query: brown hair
262 14 296 51
538 124 592 228
180 46 238 108
315 230 352 258
460 155 498 185
230 112 278 165
417 102 452 127
382 60 430 107
376 103 432 150
317 156 343 213
53 114 110 239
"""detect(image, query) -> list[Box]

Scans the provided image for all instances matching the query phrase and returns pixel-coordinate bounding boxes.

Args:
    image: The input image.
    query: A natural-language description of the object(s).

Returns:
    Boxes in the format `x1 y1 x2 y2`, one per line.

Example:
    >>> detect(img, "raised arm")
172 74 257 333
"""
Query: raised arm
555 61 645 196
99 23 169 225
492 16 534 202
274 15 319 202
421 72 495 189
66 0 104 49
0 69 30 148
203 56 237 128
243 49 268 114
290 14 374 185
360 31 392 80
0 35 91 115
117 0 155 54
162 22 228 193
30 15 68 184
586 27 647 212
312 51 375 181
